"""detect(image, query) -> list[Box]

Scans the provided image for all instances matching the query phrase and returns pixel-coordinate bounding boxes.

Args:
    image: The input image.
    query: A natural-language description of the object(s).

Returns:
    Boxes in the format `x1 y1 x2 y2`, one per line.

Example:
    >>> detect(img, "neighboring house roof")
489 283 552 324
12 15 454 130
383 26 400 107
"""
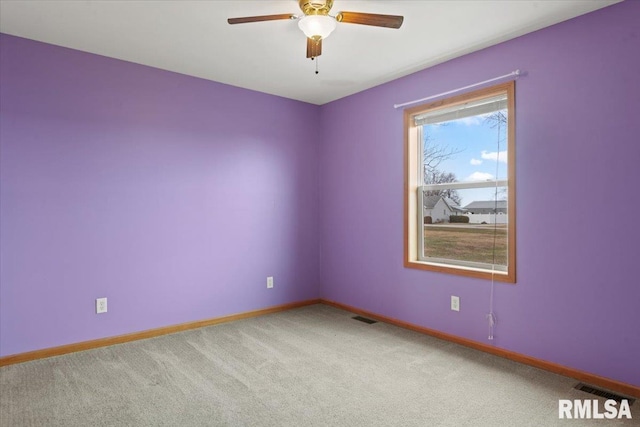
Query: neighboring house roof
443 197 467 213
423 195 467 213
423 195 443 209
464 200 508 210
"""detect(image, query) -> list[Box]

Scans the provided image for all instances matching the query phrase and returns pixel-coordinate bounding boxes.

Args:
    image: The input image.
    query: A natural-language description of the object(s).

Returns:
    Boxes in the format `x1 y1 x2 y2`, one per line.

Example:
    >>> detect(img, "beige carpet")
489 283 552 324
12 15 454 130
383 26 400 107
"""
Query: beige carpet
1 304 637 426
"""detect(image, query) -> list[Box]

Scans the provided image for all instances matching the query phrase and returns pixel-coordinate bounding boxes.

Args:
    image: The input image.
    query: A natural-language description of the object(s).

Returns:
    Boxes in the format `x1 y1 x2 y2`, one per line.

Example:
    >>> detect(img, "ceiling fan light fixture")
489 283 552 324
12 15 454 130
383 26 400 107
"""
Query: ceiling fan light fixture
298 15 337 40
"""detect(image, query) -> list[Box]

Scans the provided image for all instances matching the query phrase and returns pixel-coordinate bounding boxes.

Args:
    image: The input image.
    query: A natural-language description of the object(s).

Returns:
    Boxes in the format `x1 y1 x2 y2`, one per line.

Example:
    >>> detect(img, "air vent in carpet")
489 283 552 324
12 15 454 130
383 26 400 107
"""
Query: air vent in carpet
352 316 377 324
574 383 635 405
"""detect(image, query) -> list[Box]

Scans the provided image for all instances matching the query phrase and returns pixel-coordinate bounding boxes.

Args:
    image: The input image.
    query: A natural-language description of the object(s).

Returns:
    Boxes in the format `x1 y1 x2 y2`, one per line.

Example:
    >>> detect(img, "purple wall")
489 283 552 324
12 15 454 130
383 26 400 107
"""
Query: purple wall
1 1 638 388
319 1 640 387
0 34 320 357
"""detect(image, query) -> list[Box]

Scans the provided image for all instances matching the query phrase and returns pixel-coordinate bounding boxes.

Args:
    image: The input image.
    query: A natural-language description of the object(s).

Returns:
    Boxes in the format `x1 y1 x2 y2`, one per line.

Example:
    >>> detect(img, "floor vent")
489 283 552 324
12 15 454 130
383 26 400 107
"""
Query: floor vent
574 383 635 405
352 316 377 324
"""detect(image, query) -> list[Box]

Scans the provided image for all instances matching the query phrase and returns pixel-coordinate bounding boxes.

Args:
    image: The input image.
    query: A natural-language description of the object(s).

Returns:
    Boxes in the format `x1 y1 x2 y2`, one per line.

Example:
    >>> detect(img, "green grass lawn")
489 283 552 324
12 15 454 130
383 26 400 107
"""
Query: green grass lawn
423 225 508 266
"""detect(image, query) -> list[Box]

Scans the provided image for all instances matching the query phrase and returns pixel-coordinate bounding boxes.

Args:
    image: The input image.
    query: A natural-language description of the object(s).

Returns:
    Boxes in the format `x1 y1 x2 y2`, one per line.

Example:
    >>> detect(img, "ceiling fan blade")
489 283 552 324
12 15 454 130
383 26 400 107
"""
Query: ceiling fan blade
336 12 403 29
306 37 322 58
227 14 295 25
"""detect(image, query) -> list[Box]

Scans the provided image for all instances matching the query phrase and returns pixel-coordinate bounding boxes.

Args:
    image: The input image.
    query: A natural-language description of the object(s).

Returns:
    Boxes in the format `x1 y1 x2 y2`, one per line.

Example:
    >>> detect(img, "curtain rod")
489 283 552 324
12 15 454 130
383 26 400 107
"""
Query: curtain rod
393 69 521 109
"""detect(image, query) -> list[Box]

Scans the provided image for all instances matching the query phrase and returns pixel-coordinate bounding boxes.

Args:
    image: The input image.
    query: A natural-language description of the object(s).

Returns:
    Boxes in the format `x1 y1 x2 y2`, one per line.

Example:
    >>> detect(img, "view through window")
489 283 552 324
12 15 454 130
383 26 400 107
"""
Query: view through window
404 82 515 282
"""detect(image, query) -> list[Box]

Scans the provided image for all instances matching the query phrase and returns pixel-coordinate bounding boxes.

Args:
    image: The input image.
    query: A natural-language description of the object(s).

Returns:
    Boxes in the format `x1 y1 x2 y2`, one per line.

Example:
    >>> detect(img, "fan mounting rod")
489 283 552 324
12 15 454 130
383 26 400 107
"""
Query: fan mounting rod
299 0 334 16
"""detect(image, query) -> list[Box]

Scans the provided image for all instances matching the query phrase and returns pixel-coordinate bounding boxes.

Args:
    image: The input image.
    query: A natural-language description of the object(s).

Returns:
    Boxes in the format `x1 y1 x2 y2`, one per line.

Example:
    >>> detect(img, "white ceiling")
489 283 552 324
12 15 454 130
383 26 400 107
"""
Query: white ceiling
0 0 621 105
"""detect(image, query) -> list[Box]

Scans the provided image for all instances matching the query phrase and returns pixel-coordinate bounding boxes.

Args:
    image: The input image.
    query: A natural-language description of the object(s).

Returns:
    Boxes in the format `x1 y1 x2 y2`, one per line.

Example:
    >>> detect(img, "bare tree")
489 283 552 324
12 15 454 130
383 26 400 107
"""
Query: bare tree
484 111 508 202
422 137 463 178
422 133 463 205
484 111 507 129
424 171 462 205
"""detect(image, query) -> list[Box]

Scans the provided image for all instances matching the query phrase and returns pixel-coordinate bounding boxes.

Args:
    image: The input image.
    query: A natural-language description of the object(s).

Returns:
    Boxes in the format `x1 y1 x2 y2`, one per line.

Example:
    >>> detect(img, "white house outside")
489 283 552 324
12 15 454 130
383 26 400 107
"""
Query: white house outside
423 195 466 223
423 196 509 224
464 213 508 224
463 200 508 224
463 200 507 214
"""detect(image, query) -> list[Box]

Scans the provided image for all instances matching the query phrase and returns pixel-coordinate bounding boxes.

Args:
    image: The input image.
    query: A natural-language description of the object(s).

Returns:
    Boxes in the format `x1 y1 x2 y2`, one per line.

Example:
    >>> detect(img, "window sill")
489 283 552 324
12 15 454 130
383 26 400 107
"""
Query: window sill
404 259 516 283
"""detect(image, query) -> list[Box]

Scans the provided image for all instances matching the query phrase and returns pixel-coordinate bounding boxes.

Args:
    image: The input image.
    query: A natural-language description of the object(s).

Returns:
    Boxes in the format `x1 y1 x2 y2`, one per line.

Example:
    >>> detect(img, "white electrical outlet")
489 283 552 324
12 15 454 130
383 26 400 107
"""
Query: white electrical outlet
96 297 107 314
451 295 460 312
267 276 274 289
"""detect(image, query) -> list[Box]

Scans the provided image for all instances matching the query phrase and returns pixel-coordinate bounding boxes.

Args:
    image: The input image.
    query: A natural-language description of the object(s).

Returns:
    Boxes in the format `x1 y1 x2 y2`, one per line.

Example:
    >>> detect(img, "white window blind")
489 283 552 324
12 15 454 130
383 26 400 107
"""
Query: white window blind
414 94 507 127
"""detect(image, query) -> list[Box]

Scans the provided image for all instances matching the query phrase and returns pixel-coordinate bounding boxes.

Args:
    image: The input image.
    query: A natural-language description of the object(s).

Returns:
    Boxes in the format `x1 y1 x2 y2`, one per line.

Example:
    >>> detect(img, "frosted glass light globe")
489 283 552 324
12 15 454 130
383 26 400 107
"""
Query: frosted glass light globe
298 15 337 40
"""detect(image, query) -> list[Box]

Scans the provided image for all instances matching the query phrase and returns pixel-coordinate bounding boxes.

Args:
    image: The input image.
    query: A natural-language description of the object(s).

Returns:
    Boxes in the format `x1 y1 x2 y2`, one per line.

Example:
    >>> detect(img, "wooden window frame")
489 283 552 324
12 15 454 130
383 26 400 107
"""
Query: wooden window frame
403 81 516 283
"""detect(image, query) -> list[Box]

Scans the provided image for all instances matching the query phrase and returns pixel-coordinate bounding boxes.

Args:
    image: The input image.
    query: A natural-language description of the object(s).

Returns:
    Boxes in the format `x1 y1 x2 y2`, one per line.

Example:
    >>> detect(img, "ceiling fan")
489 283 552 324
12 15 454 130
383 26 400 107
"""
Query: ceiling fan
228 0 404 60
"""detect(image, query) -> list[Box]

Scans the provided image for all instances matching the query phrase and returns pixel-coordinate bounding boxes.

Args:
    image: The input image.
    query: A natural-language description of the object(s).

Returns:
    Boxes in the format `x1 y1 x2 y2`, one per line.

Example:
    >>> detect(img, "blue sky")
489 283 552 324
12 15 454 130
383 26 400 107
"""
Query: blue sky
422 110 508 207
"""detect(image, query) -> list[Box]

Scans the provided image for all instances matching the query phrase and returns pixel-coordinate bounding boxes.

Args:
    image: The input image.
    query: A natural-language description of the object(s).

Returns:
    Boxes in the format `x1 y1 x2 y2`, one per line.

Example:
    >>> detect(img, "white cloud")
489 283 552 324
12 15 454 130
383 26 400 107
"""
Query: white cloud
470 158 483 165
466 172 494 181
481 150 508 163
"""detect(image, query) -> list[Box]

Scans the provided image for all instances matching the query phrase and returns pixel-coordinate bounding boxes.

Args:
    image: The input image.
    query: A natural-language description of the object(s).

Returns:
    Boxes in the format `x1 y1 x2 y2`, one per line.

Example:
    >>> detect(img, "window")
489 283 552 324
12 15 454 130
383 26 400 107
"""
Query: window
404 82 515 282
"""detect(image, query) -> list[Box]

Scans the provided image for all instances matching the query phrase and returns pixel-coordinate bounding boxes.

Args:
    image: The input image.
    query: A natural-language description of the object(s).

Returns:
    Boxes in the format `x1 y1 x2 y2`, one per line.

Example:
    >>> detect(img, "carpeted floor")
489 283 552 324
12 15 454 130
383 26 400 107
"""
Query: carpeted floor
1 304 637 426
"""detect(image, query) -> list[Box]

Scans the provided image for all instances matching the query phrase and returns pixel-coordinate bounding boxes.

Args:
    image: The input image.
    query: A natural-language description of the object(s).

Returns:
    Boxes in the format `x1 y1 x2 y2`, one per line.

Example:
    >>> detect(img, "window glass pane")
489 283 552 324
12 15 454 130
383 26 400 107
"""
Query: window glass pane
421 107 508 188
422 187 508 269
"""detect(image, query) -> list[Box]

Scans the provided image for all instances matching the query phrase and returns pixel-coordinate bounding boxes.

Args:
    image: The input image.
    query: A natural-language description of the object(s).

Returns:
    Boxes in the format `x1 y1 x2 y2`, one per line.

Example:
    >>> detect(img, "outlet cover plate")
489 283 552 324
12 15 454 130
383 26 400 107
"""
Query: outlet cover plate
451 295 460 312
96 297 107 314
267 276 274 289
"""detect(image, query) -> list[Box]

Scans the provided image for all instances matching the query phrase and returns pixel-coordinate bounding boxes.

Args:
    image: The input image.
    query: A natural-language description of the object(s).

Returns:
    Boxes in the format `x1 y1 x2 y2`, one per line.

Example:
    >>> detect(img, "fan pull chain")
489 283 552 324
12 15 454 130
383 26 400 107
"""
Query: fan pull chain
315 56 319 75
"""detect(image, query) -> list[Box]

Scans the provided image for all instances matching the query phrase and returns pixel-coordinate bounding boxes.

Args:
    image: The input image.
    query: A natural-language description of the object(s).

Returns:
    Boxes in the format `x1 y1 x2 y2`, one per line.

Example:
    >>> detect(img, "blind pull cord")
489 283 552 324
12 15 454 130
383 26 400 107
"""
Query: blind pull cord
487 107 503 341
